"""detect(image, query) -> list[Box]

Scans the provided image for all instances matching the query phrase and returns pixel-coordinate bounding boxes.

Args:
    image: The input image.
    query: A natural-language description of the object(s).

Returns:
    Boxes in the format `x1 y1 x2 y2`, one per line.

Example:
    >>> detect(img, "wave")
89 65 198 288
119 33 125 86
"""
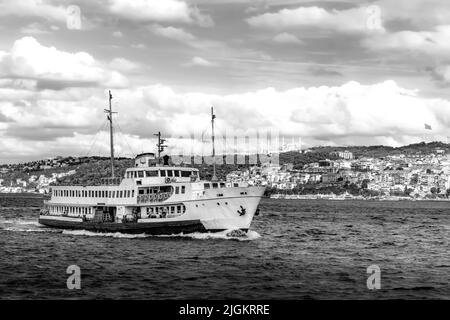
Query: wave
62 230 150 239
157 229 261 241
11 220 41 226
3 226 53 233
0 217 53 233
62 229 261 241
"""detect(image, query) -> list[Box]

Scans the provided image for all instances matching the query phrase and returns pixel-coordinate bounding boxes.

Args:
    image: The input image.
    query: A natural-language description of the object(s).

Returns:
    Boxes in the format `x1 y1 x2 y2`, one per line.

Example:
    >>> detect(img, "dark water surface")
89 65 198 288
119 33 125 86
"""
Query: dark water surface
1 194 449 299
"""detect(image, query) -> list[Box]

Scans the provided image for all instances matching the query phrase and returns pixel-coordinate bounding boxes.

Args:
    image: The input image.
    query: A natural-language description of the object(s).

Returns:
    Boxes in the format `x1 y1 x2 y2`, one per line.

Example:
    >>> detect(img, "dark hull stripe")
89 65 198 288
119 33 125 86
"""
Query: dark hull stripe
39 218 208 235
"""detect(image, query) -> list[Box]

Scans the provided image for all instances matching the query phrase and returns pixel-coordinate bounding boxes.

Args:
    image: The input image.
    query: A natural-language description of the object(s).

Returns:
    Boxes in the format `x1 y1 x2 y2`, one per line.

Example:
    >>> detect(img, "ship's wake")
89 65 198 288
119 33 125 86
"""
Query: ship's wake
0 217 56 233
157 229 261 241
0 217 261 241
61 228 261 241
62 230 149 238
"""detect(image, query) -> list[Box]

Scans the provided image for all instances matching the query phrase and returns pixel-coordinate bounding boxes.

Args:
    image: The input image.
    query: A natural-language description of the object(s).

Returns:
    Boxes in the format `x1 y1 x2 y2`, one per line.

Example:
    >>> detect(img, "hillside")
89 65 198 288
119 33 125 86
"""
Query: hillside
1 141 448 187
308 141 450 158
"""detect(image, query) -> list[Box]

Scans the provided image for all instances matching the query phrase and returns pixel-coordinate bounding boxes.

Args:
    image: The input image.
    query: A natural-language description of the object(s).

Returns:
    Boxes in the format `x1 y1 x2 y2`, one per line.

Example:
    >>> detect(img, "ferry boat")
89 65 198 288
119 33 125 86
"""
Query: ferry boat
38 92 265 235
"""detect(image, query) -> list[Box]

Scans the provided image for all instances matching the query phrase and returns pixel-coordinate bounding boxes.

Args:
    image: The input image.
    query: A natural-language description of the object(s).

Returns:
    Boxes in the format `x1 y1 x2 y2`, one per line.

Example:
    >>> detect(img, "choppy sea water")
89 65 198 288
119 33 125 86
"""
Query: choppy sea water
0 194 449 299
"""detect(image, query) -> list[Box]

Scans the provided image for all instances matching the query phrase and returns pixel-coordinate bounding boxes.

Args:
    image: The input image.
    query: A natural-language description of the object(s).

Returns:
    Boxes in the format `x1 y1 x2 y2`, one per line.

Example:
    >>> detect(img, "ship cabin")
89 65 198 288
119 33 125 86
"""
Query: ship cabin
43 152 247 222
127 152 200 186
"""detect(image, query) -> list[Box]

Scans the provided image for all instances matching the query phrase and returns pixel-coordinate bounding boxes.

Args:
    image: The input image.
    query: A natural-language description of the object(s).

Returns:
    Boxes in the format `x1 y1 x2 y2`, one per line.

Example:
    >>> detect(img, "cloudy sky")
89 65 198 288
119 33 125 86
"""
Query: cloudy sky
2 0 450 163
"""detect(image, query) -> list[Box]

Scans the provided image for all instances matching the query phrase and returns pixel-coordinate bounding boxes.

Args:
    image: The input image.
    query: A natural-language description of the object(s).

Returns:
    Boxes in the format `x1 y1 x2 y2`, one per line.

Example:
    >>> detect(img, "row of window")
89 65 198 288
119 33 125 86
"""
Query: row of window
126 169 197 179
47 206 93 215
53 189 135 199
145 205 186 216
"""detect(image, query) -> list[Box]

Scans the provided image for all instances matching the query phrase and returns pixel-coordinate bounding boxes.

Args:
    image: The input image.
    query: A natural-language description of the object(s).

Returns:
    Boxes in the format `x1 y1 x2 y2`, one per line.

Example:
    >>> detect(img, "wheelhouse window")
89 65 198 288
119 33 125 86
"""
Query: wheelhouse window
174 170 180 177
212 183 218 189
220 183 225 188
167 170 173 177
181 186 186 194
146 170 158 177
138 171 144 178
181 171 191 177
204 183 210 189
175 186 179 194
160 170 167 177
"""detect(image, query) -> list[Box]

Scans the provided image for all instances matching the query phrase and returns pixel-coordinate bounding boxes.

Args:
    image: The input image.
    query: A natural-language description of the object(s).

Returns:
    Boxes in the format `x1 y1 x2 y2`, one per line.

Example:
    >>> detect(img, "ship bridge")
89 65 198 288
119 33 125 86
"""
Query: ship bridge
124 166 199 184
125 152 199 185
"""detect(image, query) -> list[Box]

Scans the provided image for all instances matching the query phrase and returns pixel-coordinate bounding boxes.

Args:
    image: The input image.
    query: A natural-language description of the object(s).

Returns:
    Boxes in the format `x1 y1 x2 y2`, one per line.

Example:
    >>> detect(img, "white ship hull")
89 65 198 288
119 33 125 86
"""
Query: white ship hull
39 186 265 235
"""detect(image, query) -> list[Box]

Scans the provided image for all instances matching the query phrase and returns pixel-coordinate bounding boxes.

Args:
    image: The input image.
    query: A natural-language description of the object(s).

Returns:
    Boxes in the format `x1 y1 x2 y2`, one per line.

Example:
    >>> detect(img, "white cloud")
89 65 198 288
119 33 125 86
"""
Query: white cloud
0 37 128 89
2 80 450 162
428 64 450 84
0 0 67 22
272 32 303 44
150 24 196 43
246 5 385 33
20 22 53 34
112 31 123 38
109 58 141 72
184 56 216 67
131 43 146 49
362 25 450 56
108 0 213 26
377 0 450 29
92 80 450 145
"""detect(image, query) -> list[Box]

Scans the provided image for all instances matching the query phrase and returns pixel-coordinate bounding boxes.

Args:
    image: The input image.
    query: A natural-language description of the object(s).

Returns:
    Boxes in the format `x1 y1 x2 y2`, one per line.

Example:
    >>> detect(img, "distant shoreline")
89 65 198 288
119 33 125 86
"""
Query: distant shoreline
267 194 450 201
0 192 44 197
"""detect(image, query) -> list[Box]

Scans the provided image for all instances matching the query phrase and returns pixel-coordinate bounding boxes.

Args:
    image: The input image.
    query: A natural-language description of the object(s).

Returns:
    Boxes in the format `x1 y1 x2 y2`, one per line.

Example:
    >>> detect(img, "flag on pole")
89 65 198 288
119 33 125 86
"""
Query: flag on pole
424 123 432 130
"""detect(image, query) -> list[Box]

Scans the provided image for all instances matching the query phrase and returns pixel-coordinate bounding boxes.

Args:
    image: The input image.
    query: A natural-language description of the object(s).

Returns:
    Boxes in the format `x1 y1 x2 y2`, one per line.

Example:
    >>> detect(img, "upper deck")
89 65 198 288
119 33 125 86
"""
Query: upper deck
45 152 250 206
124 166 199 185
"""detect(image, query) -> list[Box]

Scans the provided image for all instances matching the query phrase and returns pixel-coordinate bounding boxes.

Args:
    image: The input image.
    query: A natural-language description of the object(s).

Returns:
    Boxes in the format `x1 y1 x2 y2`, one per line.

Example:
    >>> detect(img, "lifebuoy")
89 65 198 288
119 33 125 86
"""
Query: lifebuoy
165 177 171 184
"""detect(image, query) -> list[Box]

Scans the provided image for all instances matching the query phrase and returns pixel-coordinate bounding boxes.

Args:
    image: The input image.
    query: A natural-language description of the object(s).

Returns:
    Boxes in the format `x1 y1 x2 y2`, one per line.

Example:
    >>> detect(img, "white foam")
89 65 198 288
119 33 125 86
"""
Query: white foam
61 228 261 241
3 226 55 233
0 218 51 233
156 229 261 241
14 220 41 226
62 229 150 238
0 218 40 226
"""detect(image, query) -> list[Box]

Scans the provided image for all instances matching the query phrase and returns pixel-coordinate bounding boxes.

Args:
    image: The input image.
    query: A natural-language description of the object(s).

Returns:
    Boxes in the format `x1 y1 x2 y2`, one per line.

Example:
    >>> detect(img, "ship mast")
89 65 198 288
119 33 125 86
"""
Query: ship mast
104 90 117 178
211 106 217 181
154 131 167 164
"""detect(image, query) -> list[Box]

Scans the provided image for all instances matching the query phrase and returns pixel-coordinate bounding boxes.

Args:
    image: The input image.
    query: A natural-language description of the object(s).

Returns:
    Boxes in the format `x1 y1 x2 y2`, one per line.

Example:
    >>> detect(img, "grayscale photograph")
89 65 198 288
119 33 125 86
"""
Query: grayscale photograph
0 0 449 310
